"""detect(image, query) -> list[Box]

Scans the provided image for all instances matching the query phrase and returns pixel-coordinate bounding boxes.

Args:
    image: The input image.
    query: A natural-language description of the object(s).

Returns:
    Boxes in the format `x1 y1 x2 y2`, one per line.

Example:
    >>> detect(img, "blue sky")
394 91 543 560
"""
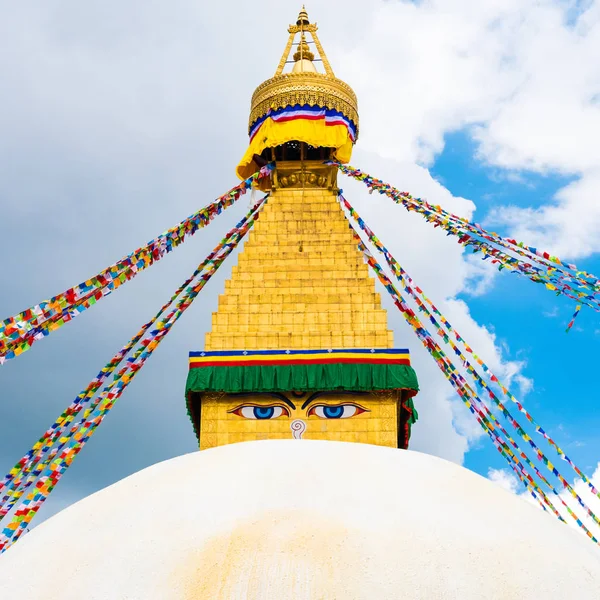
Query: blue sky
1 0 600 531
431 130 600 478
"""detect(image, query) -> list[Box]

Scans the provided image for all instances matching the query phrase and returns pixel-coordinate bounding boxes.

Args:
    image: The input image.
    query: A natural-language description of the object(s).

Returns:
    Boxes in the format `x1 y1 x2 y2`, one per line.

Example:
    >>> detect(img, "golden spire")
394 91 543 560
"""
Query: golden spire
274 6 335 77
247 9 358 139
236 8 360 181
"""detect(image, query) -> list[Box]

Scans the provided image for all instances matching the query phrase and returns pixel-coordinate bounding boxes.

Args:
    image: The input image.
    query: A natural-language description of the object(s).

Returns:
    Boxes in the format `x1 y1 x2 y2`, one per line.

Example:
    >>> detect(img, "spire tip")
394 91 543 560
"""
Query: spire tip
297 6 310 26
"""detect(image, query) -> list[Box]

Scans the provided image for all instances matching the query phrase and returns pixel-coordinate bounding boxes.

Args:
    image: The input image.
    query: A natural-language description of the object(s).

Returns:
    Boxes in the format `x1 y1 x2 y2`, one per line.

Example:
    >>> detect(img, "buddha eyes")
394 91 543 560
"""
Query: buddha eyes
307 404 367 419
230 405 290 420
229 402 367 419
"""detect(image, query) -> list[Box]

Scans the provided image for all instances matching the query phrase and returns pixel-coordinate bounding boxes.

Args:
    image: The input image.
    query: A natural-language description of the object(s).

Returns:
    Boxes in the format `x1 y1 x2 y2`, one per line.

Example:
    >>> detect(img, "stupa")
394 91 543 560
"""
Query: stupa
1 9 599 599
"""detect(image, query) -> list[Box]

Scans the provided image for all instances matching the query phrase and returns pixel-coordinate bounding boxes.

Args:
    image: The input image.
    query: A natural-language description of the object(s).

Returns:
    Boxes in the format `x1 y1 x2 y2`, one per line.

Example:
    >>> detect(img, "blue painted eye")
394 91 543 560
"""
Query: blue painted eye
230 405 290 419
253 406 275 419
323 405 344 419
307 404 367 419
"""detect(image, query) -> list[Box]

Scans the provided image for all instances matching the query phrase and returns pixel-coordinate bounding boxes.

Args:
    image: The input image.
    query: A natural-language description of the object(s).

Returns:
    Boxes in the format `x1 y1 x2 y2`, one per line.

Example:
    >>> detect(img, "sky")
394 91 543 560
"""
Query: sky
1 0 600 526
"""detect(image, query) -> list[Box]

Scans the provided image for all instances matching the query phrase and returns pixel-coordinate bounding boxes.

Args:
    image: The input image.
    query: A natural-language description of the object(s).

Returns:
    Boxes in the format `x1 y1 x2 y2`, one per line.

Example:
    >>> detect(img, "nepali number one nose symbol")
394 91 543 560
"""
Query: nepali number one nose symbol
291 419 306 439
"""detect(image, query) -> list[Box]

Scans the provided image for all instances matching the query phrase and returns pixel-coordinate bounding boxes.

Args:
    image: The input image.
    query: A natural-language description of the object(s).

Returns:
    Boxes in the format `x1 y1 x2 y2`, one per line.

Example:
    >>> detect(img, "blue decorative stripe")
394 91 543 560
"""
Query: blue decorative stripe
249 104 358 142
190 349 410 357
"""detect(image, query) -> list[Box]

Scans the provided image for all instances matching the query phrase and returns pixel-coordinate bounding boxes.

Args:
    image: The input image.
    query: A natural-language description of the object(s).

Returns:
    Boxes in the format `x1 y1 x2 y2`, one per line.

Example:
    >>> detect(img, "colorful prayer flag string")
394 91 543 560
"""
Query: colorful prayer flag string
0 197 268 553
0 195 266 515
338 193 600 544
338 193 600 503
332 161 600 325
340 193 600 510
567 304 582 333
355 236 599 542
353 232 589 534
0 165 273 365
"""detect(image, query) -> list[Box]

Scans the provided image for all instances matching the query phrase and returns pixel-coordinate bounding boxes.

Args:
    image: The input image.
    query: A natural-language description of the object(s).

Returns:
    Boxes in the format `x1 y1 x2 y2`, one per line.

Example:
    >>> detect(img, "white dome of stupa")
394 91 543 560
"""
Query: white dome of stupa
0 440 599 599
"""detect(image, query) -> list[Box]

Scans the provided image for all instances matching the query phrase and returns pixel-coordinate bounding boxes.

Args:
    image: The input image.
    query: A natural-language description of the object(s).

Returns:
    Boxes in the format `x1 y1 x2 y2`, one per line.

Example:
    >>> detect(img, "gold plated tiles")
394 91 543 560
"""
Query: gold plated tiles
205 188 394 351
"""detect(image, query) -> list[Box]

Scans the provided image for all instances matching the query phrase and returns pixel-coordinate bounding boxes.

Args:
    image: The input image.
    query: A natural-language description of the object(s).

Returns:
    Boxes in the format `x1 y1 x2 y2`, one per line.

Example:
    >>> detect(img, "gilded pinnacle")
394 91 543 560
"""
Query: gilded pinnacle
297 6 310 26
293 34 314 62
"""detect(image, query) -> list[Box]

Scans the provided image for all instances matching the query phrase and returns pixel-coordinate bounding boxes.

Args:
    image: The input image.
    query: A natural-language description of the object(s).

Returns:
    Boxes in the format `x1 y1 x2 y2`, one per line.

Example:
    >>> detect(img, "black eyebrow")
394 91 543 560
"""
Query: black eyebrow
301 391 369 410
228 392 296 410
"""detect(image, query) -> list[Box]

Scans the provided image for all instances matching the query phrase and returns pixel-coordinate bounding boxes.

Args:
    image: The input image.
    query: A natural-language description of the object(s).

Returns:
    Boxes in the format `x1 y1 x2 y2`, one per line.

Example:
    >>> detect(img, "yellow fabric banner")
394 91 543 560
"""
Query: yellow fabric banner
236 118 354 180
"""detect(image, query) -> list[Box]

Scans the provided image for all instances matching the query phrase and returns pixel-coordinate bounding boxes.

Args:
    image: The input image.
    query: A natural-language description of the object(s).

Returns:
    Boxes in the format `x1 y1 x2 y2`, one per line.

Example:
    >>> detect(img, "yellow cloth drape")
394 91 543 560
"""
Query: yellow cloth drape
236 118 354 180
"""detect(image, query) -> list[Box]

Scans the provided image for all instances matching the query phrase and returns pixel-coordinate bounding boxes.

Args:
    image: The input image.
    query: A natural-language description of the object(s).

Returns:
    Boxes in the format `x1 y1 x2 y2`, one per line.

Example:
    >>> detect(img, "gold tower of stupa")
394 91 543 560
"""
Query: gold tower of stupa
186 8 419 451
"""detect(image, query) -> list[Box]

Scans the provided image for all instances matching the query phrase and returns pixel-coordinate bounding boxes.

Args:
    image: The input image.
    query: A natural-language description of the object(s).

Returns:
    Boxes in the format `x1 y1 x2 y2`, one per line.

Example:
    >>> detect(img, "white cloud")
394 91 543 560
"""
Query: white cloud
343 151 533 462
334 0 600 259
342 153 534 463
552 463 600 538
462 254 500 297
488 467 521 495
487 171 600 258
488 462 600 541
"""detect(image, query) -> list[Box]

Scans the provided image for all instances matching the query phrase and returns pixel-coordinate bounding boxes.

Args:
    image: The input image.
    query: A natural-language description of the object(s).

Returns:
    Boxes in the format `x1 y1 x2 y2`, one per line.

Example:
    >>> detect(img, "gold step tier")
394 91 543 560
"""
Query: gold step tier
205 188 393 351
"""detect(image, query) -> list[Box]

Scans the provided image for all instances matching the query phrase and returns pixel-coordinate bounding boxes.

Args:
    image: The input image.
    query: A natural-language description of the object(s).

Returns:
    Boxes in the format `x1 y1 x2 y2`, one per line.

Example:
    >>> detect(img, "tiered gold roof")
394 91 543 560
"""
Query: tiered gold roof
248 8 359 139
236 8 359 181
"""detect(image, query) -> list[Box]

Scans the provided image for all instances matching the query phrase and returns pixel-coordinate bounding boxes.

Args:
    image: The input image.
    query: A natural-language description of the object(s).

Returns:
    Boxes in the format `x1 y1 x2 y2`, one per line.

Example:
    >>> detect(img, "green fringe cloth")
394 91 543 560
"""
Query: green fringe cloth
404 398 419 424
186 362 419 396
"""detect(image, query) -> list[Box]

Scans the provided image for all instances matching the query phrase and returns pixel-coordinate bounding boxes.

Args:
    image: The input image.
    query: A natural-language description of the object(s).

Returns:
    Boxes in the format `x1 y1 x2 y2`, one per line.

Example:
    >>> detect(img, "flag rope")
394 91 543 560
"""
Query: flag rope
333 162 600 326
0 165 273 364
338 193 600 501
0 195 268 553
338 192 599 544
